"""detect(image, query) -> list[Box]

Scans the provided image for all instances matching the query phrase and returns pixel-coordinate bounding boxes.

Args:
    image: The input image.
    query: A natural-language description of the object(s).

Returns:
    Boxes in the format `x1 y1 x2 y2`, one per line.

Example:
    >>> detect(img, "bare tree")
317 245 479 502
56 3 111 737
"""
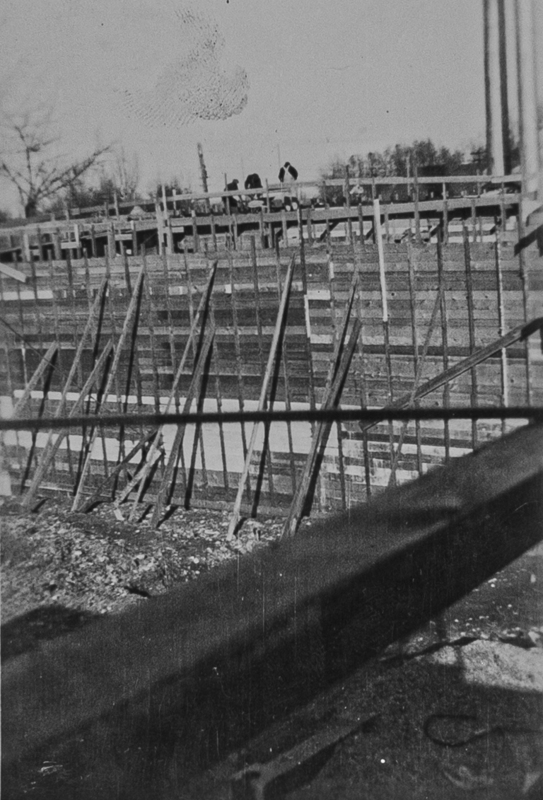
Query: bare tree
0 104 110 218
113 147 140 201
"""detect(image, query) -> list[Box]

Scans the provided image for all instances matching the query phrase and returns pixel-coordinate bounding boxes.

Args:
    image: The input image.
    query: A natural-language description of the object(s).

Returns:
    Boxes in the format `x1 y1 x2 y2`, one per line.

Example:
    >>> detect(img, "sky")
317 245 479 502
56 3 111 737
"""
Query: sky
0 0 534 214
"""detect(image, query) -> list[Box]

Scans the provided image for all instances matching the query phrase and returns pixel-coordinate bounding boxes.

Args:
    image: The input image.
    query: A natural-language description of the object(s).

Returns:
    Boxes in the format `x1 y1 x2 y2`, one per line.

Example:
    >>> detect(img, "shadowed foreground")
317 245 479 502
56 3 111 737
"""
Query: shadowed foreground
2 423 543 798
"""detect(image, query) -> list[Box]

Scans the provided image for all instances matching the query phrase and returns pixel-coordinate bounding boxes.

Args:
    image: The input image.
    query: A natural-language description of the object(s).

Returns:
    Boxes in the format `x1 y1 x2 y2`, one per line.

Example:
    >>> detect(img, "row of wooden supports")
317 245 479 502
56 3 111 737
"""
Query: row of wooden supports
11 246 357 534
10 224 543 532
6 191 518 267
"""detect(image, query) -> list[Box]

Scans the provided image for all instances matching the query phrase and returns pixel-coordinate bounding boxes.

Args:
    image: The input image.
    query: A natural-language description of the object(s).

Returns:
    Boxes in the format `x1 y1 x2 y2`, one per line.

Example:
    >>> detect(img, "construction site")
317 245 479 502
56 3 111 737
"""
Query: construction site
1 1 543 798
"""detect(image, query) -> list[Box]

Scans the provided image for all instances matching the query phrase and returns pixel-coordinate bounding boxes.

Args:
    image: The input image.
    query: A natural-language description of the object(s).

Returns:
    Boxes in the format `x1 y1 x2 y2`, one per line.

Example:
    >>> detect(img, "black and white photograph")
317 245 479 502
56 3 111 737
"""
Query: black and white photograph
1 1 542 797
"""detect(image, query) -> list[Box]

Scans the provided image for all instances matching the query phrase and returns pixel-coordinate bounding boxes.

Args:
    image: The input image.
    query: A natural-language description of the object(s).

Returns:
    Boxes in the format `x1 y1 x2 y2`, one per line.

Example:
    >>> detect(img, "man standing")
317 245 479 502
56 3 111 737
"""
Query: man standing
278 162 299 210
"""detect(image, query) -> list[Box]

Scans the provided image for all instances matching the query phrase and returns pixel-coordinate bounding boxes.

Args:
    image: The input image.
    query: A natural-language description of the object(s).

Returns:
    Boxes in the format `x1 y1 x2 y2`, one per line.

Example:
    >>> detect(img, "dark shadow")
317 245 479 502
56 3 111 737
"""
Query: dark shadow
1 605 100 663
4 630 543 800
3 460 541 798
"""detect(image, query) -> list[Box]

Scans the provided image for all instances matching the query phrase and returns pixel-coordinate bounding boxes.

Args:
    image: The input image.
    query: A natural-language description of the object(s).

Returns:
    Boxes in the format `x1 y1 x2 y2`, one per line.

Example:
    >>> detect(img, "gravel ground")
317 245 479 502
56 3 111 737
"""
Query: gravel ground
1 497 293 658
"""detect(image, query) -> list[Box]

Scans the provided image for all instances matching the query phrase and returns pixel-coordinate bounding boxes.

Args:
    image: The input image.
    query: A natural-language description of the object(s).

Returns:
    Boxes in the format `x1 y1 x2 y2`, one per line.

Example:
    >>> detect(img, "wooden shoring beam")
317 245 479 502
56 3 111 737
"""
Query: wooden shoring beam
3 423 542 790
149 326 215 529
288 269 359 522
0 262 27 283
78 429 160 513
12 342 58 417
70 267 145 512
227 255 295 539
20 281 109 507
118 261 219 520
387 264 445 485
283 315 362 538
20 342 114 508
14 343 59 494
373 199 397 482
359 316 543 436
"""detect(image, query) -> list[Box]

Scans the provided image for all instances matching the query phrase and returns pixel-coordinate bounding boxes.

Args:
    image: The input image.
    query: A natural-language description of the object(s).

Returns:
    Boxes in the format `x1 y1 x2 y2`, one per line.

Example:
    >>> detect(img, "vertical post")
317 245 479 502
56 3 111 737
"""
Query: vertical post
383 204 391 243
345 166 353 245
224 172 231 216
406 242 423 476
373 199 388 323
358 202 365 248
227 249 249 469
306 205 313 245
471 197 477 243
259 205 266 249
107 224 116 259
515 0 540 198
53 229 62 261
462 227 478 449
497 0 511 174
281 209 288 246
154 200 163 256
210 211 217 251
131 221 138 256
322 180 330 243
191 210 199 253
197 142 210 214
442 183 449 244
412 161 421 244
436 232 451 462
250 235 265 374
484 0 506 175
374 198 397 483
494 224 509 434
36 227 45 262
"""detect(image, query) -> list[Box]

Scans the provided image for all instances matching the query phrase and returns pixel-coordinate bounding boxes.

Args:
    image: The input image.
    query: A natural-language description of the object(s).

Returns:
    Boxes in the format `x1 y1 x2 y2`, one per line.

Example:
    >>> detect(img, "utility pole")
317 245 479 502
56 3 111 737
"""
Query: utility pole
515 0 540 199
197 143 209 193
197 142 210 213
483 0 506 175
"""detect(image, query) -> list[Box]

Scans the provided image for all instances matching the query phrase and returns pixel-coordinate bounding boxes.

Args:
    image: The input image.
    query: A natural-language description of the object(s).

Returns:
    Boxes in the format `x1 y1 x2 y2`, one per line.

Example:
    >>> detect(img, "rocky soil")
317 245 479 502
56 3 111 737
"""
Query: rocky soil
1 497 293 659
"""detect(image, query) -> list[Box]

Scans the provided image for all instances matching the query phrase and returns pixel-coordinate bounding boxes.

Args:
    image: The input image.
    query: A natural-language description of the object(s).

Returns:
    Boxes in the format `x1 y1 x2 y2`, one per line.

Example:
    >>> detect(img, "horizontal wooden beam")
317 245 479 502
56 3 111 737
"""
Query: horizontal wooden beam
0 194 521 240
0 262 27 282
3 423 542 795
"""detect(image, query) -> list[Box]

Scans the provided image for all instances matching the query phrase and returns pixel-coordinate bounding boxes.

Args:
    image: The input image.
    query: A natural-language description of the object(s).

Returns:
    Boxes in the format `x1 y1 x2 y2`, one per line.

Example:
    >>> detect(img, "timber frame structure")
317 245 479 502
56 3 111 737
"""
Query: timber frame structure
0 187 541 526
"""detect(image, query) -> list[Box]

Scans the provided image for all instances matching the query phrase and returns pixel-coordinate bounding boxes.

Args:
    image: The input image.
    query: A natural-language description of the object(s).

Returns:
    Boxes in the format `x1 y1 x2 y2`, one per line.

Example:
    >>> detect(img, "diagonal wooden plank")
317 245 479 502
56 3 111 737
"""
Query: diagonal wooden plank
70 267 145 512
283 319 362 538
282 276 360 538
124 261 218 520
227 255 295 539
149 326 215 528
20 341 114 508
78 429 160 513
12 342 58 417
0 262 27 282
20 281 109 507
387 269 445 484
359 317 543 436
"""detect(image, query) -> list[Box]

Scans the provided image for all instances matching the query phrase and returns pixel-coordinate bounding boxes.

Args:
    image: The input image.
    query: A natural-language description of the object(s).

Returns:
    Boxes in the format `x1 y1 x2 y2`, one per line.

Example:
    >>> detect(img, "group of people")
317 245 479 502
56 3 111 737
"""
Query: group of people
224 162 299 213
